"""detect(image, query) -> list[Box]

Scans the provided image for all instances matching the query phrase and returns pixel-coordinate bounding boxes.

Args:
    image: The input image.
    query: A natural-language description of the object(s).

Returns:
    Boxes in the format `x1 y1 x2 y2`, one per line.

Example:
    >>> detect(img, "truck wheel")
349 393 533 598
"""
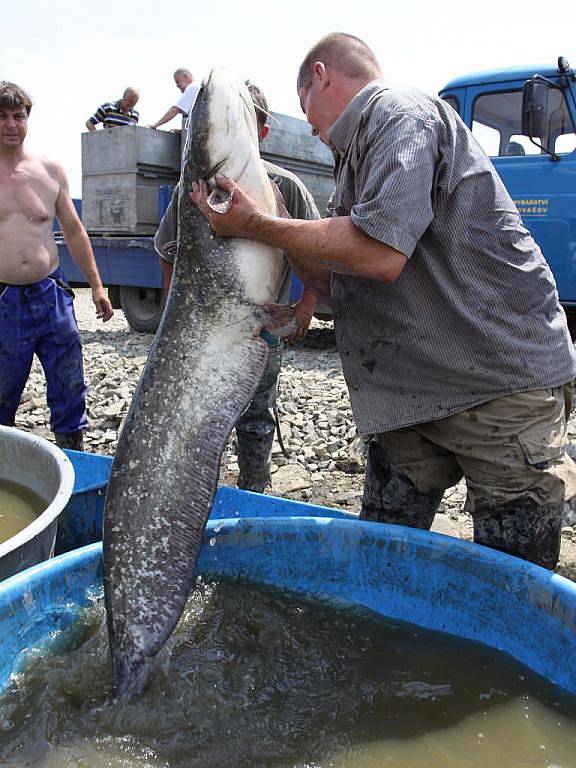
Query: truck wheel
107 285 121 309
567 310 576 341
119 286 165 334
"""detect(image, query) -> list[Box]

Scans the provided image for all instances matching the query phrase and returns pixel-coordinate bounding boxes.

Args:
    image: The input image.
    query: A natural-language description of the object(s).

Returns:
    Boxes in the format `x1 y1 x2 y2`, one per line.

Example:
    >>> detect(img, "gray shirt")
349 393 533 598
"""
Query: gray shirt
154 160 320 304
328 80 576 434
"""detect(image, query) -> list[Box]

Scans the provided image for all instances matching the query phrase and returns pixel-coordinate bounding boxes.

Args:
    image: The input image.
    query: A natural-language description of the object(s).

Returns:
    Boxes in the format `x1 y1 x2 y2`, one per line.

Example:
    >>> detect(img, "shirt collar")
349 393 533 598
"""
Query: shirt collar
328 79 387 156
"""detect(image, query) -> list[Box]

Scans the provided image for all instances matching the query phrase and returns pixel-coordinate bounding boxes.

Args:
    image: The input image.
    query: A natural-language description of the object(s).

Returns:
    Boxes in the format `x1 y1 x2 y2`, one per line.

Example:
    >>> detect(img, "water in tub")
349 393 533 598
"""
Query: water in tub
0 479 45 544
0 580 575 767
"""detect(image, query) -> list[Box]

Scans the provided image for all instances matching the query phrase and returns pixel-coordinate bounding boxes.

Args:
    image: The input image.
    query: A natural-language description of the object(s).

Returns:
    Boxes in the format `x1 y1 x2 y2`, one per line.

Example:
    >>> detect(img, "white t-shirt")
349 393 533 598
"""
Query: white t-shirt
175 83 198 116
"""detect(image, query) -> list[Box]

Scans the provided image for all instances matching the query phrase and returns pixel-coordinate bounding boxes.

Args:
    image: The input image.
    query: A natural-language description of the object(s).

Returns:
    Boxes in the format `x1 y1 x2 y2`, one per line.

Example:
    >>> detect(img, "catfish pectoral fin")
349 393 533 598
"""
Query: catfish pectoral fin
104 335 271 701
256 302 298 338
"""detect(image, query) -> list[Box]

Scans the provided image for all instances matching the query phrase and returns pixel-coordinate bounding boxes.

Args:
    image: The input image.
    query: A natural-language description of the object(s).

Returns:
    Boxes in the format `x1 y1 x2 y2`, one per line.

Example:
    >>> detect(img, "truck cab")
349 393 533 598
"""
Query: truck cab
439 58 576 326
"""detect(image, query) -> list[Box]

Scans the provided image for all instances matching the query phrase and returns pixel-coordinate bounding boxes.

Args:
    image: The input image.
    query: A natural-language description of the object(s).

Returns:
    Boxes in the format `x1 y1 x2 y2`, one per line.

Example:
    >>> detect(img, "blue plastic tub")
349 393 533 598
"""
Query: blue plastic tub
2 516 576 697
55 450 112 554
56 451 354 555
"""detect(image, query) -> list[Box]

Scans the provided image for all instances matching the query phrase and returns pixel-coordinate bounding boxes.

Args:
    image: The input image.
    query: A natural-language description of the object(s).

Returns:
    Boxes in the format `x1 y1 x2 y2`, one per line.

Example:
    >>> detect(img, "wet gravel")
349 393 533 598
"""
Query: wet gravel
14 290 576 581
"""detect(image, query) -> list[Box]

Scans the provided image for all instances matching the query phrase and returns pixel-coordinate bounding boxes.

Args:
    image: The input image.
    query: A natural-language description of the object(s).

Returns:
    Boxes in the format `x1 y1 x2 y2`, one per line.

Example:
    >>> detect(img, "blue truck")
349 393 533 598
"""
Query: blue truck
56 116 334 333
58 58 576 333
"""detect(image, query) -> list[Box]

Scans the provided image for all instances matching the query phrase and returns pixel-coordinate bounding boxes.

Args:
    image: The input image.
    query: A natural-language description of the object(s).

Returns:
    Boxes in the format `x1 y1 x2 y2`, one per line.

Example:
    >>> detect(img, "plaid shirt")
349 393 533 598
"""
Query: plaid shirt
327 80 576 433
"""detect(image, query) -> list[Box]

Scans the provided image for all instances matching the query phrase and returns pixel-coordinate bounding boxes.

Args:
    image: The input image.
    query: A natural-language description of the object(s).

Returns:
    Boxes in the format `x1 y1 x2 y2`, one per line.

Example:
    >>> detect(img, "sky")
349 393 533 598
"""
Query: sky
4 0 576 197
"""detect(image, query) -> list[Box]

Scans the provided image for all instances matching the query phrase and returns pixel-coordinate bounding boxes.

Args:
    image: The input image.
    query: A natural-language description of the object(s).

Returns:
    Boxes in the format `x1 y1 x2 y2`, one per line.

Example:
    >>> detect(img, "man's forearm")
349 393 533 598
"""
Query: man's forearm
63 229 104 288
288 258 331 306
160 257 174 296
243 215 406 284
150 107 181 129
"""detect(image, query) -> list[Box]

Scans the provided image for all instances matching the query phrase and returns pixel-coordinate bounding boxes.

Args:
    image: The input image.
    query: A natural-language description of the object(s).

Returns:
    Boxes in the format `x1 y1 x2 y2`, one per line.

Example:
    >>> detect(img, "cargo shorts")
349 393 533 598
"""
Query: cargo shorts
363 384 576 517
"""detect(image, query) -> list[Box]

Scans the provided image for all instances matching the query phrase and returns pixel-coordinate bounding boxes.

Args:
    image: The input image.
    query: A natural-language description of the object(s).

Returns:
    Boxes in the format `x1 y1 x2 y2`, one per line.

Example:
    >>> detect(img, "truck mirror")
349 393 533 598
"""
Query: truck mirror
522 78 549 140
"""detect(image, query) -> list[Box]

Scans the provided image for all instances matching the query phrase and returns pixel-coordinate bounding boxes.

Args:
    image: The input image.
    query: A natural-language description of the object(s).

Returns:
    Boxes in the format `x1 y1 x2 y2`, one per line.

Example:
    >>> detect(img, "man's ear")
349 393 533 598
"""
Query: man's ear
258 124 270 142
313 61 329 88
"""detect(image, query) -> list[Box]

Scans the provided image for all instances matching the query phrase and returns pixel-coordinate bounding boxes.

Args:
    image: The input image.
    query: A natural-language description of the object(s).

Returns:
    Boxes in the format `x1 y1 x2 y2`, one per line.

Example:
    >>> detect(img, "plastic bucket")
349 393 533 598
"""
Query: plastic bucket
1 516 575 696
0 427 74 581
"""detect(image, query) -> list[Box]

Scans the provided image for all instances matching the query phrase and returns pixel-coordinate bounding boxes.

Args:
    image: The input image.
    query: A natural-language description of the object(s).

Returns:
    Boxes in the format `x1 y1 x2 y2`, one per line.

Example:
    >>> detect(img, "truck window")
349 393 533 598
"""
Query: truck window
547 88 576 153
472 88 576 157
442 95 460 115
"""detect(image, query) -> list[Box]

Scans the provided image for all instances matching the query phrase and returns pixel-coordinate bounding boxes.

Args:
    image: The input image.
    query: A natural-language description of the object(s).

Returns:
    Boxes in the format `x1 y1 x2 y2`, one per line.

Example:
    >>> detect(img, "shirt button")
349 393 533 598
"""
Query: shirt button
334 311 341 319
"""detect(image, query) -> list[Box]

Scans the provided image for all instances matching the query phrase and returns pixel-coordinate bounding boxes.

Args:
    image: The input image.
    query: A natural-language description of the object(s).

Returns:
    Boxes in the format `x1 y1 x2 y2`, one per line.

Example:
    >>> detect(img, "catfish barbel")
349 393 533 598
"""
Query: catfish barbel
103 68 294 698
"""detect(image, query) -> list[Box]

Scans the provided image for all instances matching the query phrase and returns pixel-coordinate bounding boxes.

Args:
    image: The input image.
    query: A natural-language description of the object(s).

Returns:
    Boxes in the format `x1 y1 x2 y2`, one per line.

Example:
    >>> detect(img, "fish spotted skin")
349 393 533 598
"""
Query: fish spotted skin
103 68 288 699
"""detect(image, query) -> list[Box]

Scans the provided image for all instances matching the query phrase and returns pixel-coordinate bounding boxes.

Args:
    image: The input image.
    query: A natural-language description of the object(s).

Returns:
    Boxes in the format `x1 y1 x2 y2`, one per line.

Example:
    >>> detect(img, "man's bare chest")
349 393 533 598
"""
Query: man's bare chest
0 165 59 223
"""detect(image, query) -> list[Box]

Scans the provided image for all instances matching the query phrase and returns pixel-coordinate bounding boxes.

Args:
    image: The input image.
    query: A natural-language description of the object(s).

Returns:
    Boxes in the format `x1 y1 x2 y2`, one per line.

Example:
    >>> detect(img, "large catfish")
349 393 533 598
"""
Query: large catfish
103 68 293 698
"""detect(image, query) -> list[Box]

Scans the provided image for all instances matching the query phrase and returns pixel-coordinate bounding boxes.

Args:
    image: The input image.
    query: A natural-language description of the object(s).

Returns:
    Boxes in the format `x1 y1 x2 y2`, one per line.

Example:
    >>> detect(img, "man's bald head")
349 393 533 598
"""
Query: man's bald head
174 68 193 80
123 86 140 100
174 68 194 92
297 33 381 91
121 87 139 111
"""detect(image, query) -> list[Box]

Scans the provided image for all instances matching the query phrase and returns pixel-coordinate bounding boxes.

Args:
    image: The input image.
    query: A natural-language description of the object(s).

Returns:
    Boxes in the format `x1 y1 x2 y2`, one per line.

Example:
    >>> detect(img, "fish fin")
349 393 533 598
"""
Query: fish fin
255 302 298 338
111 645 151 700
104 335 269 699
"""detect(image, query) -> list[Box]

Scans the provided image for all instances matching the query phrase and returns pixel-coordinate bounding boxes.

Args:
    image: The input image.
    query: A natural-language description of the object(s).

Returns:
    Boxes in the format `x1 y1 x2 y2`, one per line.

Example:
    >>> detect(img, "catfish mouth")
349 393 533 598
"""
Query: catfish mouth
187 70 256 200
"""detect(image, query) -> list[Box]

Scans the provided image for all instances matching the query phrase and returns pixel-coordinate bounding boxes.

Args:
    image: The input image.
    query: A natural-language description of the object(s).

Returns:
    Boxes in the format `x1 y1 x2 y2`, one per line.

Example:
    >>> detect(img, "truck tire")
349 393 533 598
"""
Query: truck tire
119 286 165 334
567 310 576 341
107 285 121 309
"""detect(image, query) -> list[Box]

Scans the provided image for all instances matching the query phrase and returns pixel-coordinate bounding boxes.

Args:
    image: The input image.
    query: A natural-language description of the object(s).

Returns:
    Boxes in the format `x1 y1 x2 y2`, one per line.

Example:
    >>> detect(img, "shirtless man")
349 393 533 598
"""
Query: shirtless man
0 81 113 451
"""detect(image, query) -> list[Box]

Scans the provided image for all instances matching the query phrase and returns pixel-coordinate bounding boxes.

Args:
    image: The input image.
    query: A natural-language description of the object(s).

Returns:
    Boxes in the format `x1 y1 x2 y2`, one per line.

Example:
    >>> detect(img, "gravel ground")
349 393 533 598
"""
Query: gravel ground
15 289 576 581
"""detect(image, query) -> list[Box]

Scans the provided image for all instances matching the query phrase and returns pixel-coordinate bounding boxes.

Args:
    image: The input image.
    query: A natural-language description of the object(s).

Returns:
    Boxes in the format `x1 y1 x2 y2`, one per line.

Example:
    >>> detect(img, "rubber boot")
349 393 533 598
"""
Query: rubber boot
235 342 281 495
237 430 273 494
54 431 84 452
360 440 442 529
472 497 564 570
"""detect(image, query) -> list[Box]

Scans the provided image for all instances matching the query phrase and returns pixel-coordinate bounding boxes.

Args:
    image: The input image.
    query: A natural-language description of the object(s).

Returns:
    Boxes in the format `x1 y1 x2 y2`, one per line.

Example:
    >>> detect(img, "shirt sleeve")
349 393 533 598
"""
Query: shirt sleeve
175 85 199 115
88 104 106 125
351 111 439 258
279 175 321 222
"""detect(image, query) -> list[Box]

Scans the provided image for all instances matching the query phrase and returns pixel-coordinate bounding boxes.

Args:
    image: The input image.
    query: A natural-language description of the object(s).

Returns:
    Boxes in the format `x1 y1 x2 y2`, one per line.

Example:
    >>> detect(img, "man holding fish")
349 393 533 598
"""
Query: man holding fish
191 34 576 571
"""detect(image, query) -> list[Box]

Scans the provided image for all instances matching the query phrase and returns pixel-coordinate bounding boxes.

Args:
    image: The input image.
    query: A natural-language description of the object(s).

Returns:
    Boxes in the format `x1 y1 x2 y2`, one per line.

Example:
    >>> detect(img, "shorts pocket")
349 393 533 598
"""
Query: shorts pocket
54 278 76 300
518 424 565 468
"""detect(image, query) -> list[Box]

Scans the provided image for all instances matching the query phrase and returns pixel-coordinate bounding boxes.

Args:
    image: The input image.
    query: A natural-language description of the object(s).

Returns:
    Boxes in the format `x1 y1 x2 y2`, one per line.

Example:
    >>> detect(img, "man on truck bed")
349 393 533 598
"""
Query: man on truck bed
0 81 113 451
149 68 198 130
85 87 140 130
155 82 319 494
191 33 576 571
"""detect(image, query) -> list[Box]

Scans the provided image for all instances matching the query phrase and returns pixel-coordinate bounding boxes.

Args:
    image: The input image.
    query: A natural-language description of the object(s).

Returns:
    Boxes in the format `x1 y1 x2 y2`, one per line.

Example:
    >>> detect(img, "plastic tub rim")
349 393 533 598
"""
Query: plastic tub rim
0 427 75 559
2 516 576 695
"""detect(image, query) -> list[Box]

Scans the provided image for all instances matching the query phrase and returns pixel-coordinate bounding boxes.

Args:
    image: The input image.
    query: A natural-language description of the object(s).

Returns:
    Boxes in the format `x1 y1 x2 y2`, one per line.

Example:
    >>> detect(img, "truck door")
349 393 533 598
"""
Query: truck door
465 80 576 306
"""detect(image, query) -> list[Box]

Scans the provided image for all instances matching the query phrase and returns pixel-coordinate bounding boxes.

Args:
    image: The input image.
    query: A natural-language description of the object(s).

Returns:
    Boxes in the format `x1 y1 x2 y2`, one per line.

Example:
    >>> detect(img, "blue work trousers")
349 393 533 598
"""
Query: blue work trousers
0 271 88 434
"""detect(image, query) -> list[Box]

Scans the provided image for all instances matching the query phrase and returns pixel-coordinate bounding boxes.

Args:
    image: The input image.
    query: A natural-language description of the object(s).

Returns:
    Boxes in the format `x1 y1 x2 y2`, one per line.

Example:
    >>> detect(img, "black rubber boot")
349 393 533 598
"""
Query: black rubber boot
54 431 84 452
360 440 443 530
472 497 564 570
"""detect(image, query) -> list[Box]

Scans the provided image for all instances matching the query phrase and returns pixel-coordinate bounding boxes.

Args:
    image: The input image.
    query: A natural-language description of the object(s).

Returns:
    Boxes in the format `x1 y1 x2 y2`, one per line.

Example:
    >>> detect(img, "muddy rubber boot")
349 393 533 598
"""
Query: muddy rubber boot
472 497 564 570
237 431 273 494
54 431 84 452
360 439 442 529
